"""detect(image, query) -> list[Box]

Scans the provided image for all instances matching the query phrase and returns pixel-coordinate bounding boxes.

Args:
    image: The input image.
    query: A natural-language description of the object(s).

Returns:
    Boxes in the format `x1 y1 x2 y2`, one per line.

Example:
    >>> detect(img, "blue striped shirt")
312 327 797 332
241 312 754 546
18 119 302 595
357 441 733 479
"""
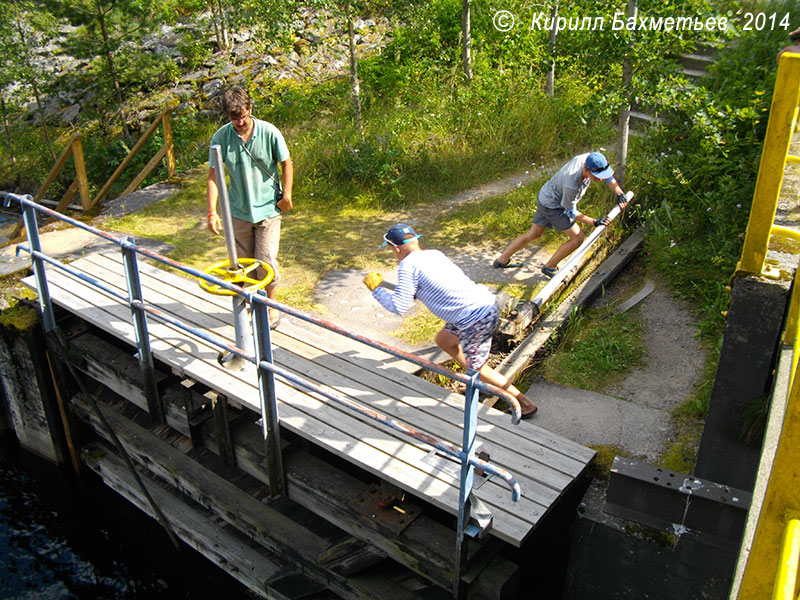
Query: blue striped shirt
373 249 496 327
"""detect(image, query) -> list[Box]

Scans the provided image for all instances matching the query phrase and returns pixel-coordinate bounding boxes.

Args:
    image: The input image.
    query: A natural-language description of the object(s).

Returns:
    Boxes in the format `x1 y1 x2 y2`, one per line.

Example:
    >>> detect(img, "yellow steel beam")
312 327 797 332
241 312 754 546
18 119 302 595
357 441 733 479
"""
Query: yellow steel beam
738 353 800 598
737 52 800 278
773 519 800 600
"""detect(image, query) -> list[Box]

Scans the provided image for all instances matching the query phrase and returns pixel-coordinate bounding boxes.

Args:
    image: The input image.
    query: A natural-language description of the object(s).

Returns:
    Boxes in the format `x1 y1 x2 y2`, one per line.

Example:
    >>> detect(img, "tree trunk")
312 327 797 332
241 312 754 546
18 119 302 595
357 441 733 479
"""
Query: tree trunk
214 0 229 51
347 6 363 138
13 13 56 162
96 0 132 143
461 0 473 82
615 0 637 187
545 0 558 96
1 97 16 167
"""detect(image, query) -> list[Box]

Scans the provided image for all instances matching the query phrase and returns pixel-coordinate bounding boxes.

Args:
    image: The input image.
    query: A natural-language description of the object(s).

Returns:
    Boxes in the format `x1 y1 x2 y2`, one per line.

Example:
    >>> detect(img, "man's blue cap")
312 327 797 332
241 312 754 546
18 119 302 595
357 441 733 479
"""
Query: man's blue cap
585 152 614 181
381 223 421 248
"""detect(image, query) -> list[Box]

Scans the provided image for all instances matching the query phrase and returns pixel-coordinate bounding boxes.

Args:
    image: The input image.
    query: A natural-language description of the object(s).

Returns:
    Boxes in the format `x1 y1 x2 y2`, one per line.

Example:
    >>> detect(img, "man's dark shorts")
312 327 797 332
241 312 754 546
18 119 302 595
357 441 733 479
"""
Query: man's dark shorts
444 304 499 371
533 204 574 231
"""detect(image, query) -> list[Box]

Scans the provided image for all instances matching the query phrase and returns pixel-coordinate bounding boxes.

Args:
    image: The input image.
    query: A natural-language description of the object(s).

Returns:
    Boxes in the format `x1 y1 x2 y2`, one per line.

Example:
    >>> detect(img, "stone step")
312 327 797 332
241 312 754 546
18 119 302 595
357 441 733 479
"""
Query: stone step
680 52 715 71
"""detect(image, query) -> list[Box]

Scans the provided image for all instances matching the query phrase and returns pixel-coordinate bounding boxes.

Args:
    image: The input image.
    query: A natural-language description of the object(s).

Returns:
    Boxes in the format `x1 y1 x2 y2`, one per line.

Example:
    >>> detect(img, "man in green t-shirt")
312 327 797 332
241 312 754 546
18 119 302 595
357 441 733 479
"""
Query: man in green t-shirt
206 86 293 328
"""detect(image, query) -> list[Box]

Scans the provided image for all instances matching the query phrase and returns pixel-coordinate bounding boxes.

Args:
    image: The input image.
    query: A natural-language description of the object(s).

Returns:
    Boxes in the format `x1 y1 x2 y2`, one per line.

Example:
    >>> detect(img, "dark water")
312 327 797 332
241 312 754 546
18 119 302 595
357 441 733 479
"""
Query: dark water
0 436 252 599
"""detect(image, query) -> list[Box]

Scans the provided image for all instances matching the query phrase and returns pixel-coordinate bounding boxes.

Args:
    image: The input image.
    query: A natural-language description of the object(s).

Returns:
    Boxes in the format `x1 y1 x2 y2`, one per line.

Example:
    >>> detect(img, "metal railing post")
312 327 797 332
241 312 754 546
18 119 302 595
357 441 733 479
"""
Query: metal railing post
774 519 800 600
252 291 286 498
121 236 165 424
210 144 256 369
454 369 481 598
737 52 800 278
18 195 56 333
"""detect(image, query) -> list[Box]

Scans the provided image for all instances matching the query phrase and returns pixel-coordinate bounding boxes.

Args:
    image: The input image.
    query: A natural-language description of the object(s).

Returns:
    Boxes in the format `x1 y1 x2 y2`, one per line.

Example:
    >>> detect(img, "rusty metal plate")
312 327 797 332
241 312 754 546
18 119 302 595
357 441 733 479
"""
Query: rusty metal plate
354 485 423 535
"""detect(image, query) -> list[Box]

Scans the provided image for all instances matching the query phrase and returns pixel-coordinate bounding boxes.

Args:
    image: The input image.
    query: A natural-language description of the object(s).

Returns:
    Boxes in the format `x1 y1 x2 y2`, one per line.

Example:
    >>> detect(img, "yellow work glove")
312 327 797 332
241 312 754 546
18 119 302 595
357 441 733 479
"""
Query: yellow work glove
363 272 383 291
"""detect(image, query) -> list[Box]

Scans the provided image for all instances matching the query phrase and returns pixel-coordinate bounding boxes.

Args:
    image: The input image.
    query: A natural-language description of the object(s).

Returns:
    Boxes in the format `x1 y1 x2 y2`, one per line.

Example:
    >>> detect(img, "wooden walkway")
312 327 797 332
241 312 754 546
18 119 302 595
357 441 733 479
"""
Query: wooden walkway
23 250 595 547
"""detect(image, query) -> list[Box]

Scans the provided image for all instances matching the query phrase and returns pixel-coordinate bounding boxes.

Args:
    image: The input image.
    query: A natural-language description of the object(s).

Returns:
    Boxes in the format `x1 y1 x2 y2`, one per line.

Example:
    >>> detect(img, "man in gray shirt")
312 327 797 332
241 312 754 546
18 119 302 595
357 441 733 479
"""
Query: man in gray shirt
492 152 629 278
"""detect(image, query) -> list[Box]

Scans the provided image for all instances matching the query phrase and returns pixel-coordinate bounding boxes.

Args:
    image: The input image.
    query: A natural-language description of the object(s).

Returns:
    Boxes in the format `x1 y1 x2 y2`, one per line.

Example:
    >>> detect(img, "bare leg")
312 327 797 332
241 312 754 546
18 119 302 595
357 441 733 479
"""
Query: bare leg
477 363 537 415
496 223 546 264
266 283 281 327
435 329 537 415
545 223 584 269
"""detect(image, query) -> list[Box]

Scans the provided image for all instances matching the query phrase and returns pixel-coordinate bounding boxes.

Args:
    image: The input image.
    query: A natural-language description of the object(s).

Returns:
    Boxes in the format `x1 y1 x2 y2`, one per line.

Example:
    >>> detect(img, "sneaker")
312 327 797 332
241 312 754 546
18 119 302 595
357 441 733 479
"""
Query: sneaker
492 258 522 268
541 265 557 279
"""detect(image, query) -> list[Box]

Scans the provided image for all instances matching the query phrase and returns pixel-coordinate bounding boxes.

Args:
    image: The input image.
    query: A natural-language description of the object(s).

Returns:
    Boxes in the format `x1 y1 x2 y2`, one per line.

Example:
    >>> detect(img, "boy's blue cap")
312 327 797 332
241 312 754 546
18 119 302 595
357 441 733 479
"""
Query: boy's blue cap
381 223 421 247
585 152 614 181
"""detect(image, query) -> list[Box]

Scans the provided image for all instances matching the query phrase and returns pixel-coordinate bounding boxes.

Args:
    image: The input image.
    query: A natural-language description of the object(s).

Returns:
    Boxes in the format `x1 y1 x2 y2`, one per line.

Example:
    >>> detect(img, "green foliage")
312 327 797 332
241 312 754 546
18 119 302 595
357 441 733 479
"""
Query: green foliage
541 308 646 393
176 36 212 71
625 0 800 347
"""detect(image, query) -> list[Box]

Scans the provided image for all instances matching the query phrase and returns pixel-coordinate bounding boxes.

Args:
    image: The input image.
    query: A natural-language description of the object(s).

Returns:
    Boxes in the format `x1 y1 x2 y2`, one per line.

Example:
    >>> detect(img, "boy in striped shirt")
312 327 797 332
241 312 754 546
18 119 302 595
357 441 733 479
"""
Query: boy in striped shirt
364 223 537 419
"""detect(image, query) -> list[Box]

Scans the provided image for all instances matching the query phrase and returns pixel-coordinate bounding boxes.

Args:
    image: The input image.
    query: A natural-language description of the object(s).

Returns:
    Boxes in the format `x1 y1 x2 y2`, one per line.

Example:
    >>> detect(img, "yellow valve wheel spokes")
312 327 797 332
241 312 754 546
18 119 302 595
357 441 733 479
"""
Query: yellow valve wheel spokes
198 258 274 296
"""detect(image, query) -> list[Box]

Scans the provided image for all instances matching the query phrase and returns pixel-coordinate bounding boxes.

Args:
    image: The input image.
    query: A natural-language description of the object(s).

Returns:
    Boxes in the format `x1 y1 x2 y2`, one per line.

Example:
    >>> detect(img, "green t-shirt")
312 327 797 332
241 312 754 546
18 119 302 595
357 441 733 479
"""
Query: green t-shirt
209 117 290 222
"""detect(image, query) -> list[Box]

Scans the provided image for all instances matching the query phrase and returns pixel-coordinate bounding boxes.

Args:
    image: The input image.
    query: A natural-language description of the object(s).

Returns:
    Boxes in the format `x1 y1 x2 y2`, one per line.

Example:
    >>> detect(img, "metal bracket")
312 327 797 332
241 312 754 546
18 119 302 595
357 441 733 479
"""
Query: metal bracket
354 484 423 535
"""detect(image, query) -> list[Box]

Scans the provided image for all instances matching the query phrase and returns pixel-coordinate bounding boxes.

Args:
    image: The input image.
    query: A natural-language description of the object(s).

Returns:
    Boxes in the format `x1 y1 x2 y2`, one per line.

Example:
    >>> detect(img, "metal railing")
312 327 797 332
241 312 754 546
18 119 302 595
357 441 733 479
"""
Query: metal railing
735 51 800 280
774 519 800 600
730 50 800 600
6 192 524 597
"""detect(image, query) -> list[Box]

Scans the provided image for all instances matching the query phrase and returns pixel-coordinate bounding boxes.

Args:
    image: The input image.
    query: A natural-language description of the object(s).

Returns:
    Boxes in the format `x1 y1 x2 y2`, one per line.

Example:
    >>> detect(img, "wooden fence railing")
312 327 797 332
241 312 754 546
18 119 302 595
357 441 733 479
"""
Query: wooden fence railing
10 104 176 238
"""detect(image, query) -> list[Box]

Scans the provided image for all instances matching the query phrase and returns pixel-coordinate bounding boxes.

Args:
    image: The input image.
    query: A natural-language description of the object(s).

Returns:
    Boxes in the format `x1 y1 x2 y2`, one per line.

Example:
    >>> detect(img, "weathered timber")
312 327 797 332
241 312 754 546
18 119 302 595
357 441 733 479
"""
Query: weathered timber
23 251 596 547
206 415 521 597
0 320 65 463
496 229 643 345
265 568 329 600
69 393 433 600
317 537 388 576
208 391 236 468
66 332 169 412
573 229 645 307
489 229 645 397
80 441 284 596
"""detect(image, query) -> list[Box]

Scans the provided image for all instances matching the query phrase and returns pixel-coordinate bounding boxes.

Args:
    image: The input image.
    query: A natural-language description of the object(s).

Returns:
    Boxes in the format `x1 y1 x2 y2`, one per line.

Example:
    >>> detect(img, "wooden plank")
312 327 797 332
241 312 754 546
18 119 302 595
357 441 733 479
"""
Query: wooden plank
80 442 284 598
71 136 92 210
92 108 168 207
71 255 562 526
32 270 536 543
50 253 592 536
33 133 81 205
214 420 460 589
67 333 167 413
161 111 176 178
121 144 167 198
23 253 596 546
575 228 645 307
77 404 426 600
90 252 594 468
69 256 555 516
494 229 645 390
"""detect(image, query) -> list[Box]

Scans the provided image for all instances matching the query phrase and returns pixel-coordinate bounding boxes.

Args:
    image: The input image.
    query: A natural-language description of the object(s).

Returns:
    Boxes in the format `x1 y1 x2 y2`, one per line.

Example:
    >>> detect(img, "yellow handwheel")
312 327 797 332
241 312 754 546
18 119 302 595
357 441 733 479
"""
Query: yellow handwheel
198 258 274 296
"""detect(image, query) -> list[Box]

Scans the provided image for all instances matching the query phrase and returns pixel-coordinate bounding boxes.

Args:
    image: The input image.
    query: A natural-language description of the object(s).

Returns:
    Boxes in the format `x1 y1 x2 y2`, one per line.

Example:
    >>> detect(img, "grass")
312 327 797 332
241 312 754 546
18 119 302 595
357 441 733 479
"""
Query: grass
540 306 646 394
392 310 444 347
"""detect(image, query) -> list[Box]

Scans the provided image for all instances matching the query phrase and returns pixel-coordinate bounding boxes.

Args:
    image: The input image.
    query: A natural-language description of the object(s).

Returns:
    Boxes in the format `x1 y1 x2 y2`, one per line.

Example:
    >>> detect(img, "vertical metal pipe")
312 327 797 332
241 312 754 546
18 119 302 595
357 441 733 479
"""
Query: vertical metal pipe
20 196 56 333
252 291 285 498
232 295 253 357
454 369 481 598
121 237 164 424
210 143 254 366
210 144 240 269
